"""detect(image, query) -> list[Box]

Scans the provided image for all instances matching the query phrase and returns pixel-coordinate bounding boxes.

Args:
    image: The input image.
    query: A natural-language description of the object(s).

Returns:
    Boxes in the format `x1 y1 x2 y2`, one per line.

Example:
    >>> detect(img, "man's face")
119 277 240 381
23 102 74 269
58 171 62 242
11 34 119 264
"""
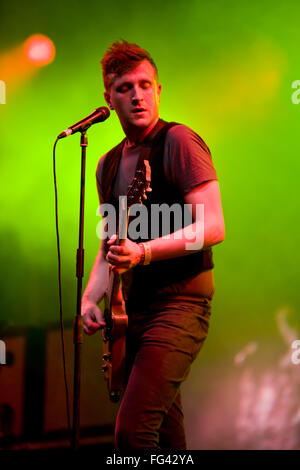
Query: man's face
104 60 161 131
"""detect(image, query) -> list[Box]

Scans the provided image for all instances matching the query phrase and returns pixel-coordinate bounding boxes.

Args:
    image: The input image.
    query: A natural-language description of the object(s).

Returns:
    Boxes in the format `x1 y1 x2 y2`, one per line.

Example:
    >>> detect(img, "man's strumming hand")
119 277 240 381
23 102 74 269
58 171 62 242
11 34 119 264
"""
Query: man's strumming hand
82 299 106 335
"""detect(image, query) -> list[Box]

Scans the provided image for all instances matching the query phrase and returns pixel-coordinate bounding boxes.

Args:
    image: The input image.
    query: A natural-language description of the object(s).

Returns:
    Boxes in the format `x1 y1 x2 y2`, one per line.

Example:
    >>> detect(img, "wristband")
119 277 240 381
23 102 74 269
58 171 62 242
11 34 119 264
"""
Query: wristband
138 243 145 265
138 242 151 265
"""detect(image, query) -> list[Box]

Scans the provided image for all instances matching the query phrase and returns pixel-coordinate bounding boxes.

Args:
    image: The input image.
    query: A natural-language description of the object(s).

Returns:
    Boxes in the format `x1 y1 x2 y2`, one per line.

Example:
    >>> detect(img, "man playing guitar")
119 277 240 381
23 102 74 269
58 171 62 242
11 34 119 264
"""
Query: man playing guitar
81 40 225 450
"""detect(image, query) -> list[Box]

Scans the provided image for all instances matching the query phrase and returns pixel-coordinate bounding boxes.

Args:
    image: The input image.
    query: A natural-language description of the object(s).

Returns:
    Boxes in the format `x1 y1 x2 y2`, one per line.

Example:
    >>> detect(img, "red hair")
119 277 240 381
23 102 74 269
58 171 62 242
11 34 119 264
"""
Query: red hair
101 39 158 90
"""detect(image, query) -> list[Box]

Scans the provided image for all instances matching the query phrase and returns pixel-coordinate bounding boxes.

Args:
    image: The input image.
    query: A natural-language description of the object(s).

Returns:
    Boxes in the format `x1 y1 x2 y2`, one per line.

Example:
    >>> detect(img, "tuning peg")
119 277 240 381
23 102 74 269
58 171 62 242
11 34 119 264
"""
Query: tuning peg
101 364 108 373
103 353 111 361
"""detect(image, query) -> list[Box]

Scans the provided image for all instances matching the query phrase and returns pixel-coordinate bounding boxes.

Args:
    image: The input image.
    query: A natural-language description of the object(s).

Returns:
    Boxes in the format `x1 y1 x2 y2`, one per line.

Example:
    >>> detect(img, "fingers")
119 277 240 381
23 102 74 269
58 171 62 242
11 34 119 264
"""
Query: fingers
111 267 129 274
106 252 130 264
107 234 118 246
83 319 102 335
110 245 129 255
106 241 130 267
82 302 106 336
105 234 137 273
92 307 106 327
107 234 129 252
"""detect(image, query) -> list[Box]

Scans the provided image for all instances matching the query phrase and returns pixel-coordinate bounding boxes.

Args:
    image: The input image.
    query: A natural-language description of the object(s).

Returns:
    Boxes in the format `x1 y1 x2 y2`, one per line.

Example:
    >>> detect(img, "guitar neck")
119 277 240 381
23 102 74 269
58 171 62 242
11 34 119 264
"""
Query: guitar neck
106 196 129 309
104 160 151 318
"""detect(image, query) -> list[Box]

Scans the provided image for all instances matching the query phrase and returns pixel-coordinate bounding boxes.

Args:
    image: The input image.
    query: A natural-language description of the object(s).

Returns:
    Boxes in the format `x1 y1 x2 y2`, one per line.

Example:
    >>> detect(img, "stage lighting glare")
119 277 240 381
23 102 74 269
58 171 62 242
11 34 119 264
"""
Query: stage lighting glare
25 34 56 66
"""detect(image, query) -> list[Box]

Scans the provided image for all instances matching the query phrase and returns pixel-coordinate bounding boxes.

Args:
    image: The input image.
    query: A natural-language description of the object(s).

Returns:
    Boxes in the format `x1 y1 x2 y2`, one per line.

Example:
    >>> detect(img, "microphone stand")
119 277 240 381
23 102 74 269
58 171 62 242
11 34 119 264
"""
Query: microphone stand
71 131 88 450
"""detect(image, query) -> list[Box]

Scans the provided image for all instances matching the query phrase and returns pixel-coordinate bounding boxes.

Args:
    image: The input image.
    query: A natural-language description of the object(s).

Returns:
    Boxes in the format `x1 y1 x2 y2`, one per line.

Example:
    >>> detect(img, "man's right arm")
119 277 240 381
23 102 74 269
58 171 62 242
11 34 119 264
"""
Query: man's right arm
81 155 108 335
81 235 108 335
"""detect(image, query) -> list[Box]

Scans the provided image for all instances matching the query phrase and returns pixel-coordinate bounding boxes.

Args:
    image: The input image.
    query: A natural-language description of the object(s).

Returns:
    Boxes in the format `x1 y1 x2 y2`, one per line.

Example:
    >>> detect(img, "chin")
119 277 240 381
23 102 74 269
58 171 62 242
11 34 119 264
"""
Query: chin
130 117 151 128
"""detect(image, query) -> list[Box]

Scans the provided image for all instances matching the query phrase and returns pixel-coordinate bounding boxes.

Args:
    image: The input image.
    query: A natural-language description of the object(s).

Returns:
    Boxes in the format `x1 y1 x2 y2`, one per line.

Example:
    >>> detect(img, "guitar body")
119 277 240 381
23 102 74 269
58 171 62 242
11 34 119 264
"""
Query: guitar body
102 272 128 402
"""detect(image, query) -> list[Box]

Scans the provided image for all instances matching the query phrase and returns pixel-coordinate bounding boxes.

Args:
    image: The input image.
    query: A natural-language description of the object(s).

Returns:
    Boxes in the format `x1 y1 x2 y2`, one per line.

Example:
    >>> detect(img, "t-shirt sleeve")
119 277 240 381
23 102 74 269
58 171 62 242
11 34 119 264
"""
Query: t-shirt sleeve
164 124 218 195
95 153 107 204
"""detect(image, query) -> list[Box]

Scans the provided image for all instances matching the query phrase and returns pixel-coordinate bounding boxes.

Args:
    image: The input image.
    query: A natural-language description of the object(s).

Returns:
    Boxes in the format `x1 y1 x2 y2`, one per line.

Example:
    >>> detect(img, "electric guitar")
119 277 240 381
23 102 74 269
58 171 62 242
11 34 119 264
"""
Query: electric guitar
101 160 151 402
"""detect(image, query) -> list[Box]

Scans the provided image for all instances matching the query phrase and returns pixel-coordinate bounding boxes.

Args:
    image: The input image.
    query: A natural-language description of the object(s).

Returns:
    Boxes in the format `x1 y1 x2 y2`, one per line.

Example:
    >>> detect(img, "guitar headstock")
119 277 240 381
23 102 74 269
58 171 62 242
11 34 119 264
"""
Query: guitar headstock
127 160 152 207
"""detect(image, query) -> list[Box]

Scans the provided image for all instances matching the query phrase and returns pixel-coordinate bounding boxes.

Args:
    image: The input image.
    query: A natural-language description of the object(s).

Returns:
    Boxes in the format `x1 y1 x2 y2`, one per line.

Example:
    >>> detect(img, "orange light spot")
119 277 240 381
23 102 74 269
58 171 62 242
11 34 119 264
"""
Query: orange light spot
24 34 56 66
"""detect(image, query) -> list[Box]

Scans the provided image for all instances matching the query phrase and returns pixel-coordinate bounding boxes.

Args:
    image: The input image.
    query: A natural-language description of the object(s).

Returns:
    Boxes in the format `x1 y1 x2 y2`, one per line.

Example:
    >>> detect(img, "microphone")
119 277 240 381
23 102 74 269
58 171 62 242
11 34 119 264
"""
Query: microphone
57 106 110 139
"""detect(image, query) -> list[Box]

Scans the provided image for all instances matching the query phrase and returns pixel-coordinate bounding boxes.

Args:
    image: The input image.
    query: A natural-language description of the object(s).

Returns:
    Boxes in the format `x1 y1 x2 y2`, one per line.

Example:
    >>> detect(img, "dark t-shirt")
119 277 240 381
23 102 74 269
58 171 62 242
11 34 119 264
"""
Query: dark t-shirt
96 124 217 202
96 123 218 299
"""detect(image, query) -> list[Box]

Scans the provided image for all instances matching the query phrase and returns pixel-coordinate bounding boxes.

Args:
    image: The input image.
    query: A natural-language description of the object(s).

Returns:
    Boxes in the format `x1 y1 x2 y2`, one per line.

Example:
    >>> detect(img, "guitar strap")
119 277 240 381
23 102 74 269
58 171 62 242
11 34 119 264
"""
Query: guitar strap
132 119 179 177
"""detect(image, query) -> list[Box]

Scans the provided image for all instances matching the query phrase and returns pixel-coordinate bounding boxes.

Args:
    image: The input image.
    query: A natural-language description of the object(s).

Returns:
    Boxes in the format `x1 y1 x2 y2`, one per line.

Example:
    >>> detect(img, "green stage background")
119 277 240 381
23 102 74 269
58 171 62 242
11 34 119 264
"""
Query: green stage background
0 0 299 449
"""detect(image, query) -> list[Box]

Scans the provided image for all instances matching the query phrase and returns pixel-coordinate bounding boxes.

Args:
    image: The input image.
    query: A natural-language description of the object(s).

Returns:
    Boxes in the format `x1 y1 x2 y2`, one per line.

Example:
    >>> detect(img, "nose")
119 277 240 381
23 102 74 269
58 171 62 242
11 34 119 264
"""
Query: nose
131 85 143 105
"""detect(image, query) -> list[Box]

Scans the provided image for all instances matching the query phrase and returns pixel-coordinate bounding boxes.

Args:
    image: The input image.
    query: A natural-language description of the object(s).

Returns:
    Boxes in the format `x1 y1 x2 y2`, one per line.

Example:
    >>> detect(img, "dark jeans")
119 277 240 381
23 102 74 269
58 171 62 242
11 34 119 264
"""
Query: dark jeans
115 296 212 450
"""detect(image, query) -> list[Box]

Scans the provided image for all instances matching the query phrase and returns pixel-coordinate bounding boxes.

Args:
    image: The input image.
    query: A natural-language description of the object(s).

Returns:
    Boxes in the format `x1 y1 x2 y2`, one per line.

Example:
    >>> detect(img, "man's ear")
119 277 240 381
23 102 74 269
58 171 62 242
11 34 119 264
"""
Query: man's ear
157 83 162 103
104 91 114 110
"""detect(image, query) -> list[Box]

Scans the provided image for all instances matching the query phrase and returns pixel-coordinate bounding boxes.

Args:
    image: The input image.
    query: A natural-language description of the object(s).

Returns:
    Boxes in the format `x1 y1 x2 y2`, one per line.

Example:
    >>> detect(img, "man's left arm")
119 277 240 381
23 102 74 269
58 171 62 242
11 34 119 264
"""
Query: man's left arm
147 179 225 262
106 179 225 270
